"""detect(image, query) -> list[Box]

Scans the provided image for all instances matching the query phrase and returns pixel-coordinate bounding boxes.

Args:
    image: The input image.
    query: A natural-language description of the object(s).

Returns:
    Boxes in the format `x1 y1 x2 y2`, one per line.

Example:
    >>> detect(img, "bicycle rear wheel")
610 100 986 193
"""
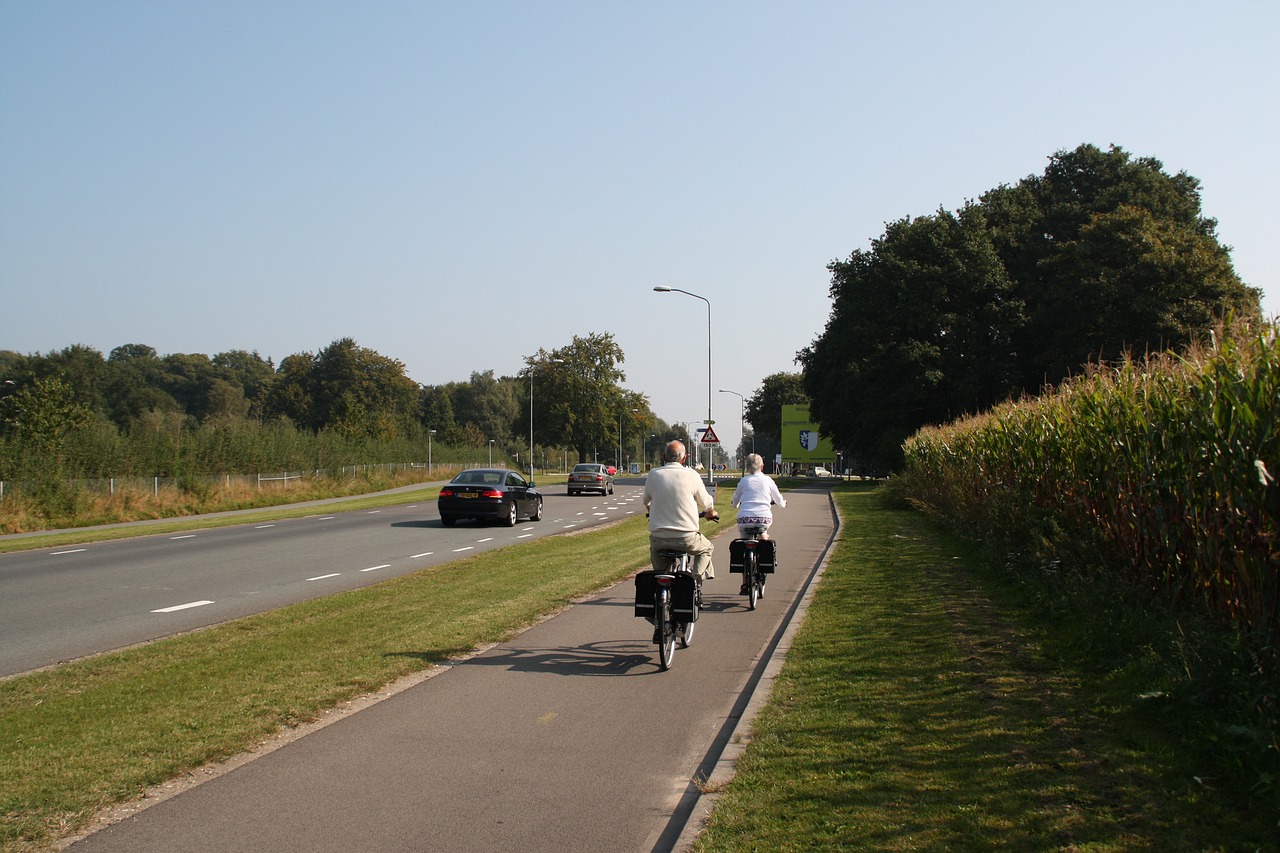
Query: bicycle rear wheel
657 590 676 670
747 554 759 610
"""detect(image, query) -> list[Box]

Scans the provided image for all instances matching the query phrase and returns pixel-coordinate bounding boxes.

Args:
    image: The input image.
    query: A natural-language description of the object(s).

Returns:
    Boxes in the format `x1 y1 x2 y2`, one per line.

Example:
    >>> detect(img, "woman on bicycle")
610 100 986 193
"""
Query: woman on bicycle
731 453 786 539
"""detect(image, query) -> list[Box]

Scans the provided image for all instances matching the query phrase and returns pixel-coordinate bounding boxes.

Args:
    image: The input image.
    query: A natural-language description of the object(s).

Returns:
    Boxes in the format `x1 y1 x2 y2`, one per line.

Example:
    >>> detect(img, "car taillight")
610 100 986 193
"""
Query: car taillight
440 488 455 497
481 488 504 498
595 475 603 481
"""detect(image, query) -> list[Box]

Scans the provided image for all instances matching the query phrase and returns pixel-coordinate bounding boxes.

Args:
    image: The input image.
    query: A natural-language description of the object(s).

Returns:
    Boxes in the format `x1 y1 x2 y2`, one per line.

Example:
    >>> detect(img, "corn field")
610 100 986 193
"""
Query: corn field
899 319 1280 659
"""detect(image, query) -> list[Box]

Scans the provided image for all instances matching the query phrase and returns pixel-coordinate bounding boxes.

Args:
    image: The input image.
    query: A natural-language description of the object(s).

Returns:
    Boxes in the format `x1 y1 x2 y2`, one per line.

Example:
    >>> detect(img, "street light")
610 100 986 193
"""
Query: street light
653 286 713 488
718 389 751 465
488 439 494 467
428 428 437 472
529 356 564 481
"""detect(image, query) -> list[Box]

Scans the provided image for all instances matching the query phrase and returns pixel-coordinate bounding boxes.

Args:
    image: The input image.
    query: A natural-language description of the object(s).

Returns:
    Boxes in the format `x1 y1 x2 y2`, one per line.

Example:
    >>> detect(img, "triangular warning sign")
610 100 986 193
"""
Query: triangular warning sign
700 425 720 444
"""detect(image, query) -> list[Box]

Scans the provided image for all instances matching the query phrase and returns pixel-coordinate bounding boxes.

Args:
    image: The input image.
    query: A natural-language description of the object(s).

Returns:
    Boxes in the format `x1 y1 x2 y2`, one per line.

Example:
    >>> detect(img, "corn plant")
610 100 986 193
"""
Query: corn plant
900 318 1280 655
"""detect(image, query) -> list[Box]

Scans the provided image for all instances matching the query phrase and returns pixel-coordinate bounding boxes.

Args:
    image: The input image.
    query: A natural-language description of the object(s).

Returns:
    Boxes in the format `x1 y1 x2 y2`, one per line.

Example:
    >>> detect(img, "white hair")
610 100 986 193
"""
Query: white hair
744 453 764 474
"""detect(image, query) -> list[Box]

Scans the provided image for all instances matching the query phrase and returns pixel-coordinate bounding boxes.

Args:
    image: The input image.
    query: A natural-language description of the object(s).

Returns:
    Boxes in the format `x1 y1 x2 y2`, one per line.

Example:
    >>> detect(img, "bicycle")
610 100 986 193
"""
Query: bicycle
730 521 776 611
634 512 715 670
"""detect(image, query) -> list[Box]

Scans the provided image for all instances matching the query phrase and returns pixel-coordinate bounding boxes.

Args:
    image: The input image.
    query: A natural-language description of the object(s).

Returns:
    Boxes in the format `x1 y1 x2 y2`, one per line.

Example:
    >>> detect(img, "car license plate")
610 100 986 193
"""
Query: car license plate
458 492 478 499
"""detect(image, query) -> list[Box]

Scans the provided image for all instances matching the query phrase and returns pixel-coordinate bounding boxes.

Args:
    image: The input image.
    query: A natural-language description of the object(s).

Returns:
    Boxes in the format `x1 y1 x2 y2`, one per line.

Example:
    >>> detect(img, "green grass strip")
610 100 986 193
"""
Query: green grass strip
1 504 721 852
695 485 1269 851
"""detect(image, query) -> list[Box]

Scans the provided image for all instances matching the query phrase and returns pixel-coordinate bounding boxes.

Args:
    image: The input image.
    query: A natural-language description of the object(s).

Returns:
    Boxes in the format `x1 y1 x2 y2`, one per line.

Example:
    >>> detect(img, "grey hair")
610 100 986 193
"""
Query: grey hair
663 440 686 462
744 453 764 474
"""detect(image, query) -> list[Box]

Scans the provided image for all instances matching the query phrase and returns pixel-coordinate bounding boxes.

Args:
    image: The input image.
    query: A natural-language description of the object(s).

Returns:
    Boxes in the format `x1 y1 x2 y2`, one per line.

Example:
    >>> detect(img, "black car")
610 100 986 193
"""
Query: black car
438 468 543 527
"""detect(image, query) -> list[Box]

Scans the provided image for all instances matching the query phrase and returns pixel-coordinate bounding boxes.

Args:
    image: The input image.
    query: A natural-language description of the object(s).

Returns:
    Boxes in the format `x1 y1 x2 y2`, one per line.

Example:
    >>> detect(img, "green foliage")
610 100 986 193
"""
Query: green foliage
521 332 630 463
801 143 1262 470
896 319 1280 798
744 372 807 467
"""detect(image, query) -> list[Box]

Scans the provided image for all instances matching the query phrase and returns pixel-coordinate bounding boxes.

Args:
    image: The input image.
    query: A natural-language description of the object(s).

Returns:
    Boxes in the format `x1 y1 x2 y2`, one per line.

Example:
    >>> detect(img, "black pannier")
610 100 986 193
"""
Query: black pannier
634 570 699 622
728 538 777 573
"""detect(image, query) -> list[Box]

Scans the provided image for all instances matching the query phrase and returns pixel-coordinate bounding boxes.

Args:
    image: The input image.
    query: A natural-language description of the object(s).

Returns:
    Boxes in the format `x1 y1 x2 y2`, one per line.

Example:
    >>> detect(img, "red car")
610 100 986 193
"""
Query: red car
606 465 617 476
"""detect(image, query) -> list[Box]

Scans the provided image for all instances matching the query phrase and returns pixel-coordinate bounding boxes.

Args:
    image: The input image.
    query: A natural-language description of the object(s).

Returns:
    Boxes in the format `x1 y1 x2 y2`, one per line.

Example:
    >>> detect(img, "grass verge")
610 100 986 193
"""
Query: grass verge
1 501 711 853
694 485 1274 852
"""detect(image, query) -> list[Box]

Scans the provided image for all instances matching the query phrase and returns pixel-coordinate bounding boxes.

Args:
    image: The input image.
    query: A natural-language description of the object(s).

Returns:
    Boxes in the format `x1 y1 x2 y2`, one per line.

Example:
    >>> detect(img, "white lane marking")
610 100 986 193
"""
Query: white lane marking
307 573 341 581
453 546 474 553
318 516 335 520
367 510 381 514
411 552 433 558
477 537 494 543
52 548 87 555
361 564 391 573
517 534 533 539
169 534 196 540
152 600 214 613
593 513 607 517
563 523 580 529
255 524 275 529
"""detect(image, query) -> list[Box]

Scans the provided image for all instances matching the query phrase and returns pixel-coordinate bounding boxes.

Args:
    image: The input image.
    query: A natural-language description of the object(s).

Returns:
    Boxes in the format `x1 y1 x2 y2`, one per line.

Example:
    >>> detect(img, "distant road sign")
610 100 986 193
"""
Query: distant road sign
700 425 720 444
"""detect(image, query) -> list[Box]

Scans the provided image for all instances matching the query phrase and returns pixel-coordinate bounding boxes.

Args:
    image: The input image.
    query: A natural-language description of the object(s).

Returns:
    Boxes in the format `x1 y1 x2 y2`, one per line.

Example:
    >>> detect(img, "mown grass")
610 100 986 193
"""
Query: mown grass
0 502 690 853
695 485 1274 852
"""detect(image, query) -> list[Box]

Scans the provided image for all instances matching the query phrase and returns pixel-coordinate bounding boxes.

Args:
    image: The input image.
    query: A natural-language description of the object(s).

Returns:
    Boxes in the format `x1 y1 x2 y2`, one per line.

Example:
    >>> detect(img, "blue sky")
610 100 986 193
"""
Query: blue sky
2 1 1277 455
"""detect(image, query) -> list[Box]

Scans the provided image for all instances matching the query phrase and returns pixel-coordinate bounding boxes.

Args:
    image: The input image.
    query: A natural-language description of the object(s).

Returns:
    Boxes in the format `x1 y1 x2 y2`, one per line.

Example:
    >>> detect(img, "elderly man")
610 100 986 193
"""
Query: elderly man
643 439 720 580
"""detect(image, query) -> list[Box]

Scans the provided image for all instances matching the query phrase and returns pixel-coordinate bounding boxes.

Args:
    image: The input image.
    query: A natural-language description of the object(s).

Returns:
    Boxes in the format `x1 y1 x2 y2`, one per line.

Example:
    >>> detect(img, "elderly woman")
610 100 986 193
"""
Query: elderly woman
731 453 786 540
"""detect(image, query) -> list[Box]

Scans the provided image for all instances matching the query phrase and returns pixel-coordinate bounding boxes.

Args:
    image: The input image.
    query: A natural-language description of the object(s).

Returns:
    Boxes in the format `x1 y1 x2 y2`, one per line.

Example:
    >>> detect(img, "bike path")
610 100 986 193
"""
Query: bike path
66 489 839 853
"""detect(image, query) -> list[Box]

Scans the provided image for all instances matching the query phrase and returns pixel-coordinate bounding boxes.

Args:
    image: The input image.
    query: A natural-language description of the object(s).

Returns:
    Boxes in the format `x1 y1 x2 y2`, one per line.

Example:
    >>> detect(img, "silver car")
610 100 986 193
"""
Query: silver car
567 462 614 496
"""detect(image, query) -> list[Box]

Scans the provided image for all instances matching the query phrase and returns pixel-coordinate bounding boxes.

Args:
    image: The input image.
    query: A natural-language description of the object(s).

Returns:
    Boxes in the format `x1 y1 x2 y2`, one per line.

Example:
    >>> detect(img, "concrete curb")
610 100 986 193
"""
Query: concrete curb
669 489 843 851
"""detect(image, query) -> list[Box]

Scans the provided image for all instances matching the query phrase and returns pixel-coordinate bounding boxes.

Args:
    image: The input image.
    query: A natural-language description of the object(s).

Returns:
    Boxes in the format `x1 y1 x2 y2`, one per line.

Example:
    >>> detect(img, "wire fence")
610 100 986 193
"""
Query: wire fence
0 462 447 501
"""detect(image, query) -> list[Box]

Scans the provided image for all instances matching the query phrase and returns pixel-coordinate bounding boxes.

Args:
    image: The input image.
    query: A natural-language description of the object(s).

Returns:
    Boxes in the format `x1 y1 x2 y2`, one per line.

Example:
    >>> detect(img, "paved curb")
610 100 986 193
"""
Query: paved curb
669 489 843 851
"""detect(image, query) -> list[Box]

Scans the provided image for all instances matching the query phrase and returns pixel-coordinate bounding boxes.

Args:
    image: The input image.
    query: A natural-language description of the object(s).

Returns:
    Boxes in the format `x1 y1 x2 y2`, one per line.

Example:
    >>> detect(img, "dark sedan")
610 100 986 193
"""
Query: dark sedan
438 468 543 527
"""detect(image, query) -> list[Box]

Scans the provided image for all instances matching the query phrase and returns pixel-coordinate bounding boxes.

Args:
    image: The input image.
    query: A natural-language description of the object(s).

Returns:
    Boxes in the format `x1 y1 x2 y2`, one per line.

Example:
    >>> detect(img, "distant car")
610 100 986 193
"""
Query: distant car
606 465 617 476
812 466 835 478
438 468 543 527
568 462 614 496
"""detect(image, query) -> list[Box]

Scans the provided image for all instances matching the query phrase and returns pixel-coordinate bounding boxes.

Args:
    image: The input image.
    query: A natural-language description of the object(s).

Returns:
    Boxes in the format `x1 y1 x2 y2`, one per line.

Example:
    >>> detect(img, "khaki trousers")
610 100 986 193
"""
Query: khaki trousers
649 531 715 580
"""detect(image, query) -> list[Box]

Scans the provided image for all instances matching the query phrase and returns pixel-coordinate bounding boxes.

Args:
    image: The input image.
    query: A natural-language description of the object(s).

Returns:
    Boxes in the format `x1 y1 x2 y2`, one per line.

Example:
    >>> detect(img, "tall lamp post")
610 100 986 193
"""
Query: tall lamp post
488 439 494 467
528 356 563 481
428 428 436 473
719 389 749 468
653 286 713 489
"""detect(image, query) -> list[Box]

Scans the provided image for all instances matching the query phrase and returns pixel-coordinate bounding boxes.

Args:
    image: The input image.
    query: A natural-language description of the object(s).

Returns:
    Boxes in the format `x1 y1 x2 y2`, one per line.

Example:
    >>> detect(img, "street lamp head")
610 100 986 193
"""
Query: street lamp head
653 285 672 293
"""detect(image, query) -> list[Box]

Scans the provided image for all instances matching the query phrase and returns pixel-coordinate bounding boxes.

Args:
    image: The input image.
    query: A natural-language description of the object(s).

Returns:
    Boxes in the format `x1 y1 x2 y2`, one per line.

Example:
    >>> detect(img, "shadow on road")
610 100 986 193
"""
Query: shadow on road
405 640 664 677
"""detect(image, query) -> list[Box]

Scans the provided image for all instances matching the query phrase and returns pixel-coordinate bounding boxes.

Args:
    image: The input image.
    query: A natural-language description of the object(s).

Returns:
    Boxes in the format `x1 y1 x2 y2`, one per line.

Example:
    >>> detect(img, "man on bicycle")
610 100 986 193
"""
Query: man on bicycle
643 440 720 581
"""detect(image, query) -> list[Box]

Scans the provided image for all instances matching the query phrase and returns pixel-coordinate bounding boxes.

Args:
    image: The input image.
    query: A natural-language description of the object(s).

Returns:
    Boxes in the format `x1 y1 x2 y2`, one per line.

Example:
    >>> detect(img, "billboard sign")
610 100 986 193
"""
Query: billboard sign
780 404 836 463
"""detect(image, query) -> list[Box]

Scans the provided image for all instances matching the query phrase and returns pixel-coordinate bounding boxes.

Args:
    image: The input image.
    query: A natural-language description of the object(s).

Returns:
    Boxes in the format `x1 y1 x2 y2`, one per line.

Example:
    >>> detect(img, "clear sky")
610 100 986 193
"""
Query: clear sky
2 2 1277 456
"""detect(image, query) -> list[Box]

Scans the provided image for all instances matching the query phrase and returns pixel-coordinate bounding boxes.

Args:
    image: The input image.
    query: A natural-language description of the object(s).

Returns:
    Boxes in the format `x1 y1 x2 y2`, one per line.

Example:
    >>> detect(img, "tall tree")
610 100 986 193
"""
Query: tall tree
800 204 1023 468
451 370 519 447
521 333 627 463
745 372 809 467
802 143 1261 470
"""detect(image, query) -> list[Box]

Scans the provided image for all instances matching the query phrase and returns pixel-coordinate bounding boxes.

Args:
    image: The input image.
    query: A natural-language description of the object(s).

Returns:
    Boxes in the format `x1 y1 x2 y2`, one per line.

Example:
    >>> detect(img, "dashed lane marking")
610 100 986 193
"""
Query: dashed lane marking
152 600 214 613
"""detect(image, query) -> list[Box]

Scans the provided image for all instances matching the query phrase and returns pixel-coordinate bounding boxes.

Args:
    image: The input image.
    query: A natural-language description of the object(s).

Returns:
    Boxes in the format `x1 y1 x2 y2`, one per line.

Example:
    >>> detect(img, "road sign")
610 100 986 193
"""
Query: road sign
700 425 720 444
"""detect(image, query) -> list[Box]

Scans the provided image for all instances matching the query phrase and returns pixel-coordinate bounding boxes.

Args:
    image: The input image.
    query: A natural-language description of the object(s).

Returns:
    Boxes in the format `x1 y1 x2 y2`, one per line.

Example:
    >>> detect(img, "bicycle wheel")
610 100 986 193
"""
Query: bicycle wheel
679 611 695 647
747 553 759 610
657 590 676 670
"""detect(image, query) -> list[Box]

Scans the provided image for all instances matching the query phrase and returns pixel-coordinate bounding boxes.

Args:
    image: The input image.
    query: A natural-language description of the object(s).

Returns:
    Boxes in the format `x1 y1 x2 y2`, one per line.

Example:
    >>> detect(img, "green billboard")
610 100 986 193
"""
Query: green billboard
780 404 836 463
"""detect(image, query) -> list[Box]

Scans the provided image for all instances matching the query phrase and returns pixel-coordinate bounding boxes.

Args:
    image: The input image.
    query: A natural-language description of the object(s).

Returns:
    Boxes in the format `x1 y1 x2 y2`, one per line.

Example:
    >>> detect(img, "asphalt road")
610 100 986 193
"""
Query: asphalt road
0 483 645 677
64 488 838 853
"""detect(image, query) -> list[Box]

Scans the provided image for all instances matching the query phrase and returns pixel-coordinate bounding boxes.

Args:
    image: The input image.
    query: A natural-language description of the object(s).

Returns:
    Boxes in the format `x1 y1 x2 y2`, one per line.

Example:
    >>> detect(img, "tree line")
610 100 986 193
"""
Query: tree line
797 143 1263 470
0 331 698 483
